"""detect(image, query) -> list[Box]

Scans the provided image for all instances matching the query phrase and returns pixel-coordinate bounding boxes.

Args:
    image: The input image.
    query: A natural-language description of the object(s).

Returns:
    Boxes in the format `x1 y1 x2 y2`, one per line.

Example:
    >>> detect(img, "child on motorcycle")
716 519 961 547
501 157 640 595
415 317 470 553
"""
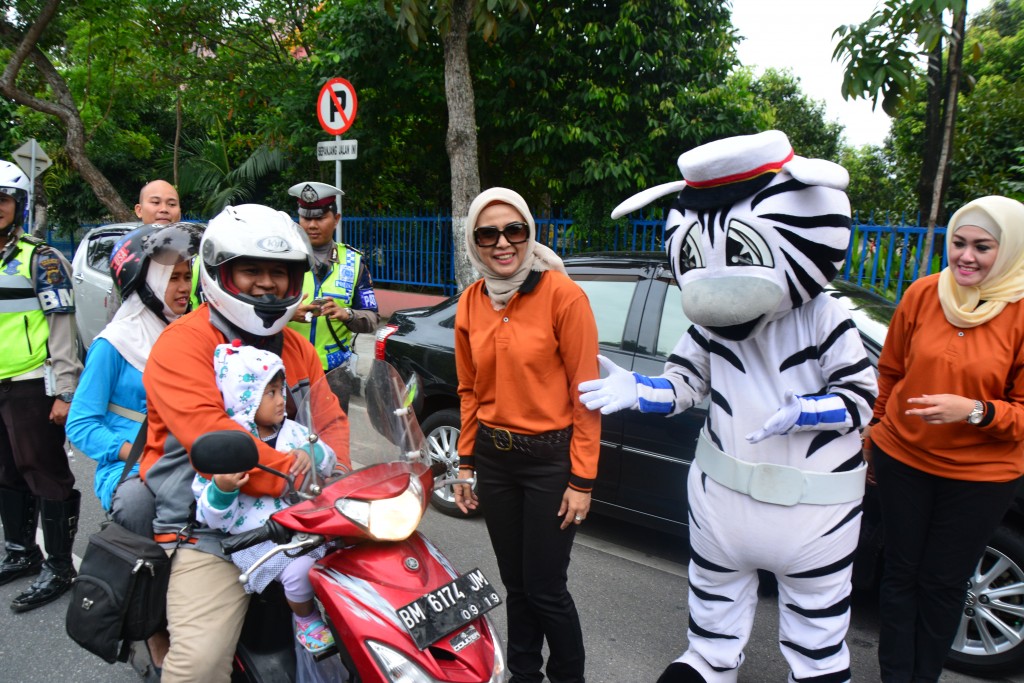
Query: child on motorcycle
193 341 337 654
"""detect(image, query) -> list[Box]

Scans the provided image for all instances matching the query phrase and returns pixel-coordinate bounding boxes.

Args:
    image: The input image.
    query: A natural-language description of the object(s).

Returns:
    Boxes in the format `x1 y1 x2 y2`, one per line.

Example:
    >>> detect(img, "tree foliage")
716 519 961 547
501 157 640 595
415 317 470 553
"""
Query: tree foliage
856 0 1024 222
834 0 968 267
4 0 945 251
472 0 767 229
744 68 843 162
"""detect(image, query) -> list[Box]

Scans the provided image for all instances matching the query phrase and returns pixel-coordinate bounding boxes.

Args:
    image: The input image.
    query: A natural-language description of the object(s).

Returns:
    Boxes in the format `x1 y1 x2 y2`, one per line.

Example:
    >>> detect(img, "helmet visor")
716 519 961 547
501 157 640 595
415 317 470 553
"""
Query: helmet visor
141 222 205 265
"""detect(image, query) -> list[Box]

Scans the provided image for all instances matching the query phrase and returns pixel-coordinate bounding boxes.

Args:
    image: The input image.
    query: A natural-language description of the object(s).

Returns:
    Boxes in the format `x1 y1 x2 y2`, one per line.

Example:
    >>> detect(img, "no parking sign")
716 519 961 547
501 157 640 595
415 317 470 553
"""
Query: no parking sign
317 78 358 136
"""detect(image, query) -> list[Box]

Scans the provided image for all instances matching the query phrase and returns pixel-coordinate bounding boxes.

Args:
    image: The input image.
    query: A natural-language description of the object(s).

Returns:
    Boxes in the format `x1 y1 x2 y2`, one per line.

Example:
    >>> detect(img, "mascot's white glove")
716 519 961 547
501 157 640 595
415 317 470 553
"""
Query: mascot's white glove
579 355 639 415
746 390 852 443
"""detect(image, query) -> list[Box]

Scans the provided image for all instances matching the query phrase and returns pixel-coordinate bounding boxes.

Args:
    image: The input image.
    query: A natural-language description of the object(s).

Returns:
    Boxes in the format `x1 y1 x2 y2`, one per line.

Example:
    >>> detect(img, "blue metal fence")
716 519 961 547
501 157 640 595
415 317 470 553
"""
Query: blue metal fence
58 211 947 302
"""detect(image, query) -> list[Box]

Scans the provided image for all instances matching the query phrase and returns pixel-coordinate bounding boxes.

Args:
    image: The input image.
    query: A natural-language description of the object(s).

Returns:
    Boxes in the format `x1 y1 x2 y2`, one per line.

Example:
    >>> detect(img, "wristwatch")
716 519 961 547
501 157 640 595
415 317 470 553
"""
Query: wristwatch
967 400 985 425
58 392 75 404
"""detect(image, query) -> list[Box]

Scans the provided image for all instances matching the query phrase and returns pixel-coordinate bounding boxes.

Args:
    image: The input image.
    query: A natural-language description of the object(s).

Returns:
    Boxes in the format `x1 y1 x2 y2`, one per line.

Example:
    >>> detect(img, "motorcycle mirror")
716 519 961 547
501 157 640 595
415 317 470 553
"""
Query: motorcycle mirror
403 372 425 416
191 430 259 474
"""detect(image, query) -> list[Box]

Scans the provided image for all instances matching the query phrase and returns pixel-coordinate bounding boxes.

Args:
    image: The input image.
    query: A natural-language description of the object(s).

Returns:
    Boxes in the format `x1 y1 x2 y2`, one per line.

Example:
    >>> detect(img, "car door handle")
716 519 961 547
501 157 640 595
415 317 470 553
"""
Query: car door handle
74 274 84 283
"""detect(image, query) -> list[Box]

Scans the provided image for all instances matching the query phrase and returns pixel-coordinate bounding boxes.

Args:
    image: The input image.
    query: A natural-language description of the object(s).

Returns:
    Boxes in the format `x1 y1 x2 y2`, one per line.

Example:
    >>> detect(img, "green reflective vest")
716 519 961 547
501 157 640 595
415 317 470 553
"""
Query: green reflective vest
286 244 361 371
0 238 50 379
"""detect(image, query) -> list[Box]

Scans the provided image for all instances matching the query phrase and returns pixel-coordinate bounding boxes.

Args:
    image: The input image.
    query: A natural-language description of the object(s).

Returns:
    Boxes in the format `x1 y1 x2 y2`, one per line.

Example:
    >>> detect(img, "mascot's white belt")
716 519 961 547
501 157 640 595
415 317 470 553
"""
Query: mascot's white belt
695 432 866 506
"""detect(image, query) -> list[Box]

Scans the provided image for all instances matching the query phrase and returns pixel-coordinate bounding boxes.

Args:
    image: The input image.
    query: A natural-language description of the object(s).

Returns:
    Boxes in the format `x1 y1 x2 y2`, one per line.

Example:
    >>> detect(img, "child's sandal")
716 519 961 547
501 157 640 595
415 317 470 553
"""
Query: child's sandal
296 617 335 654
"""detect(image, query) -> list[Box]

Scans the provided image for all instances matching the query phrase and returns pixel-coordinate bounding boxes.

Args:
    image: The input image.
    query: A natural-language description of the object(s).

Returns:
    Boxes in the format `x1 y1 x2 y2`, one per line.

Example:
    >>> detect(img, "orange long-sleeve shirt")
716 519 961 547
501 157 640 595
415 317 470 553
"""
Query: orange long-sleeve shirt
872 274 1024 481
455 270 601 491
140 305 350 497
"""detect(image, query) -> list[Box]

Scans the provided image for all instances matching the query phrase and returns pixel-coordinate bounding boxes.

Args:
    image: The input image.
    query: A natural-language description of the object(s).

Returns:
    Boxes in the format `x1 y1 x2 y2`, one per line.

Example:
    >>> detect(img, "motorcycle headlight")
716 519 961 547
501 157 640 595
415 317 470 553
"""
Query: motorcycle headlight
366 640 435 683
336 475 424 541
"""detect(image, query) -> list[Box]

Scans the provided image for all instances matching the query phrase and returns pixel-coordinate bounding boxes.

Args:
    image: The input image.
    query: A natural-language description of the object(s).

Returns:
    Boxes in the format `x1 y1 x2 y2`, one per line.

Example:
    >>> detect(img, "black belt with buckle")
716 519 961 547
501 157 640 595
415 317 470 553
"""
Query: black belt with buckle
478 423 573 453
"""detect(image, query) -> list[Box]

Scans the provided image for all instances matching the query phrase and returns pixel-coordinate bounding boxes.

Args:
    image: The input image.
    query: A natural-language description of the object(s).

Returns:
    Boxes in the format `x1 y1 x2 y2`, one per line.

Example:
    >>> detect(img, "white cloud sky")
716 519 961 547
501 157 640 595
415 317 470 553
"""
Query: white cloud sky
730 0 991 148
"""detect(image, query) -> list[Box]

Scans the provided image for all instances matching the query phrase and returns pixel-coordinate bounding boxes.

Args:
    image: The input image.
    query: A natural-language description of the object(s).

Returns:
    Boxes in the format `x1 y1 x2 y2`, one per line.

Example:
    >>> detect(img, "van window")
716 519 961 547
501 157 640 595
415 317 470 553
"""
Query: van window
657 281 691 358
86 234 121 272
574 278 636 349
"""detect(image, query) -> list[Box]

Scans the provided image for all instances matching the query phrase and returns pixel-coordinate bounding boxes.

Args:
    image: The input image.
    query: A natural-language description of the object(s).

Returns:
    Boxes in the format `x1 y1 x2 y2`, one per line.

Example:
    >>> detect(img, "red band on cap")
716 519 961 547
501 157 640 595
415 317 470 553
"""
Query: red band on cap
686 149 794 189
298 196 336 209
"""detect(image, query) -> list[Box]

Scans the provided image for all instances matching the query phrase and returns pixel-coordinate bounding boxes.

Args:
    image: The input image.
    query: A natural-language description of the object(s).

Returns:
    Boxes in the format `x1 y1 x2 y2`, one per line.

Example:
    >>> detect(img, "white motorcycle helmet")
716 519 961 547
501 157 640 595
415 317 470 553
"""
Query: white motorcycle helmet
0 160 30 230
200 204 313 336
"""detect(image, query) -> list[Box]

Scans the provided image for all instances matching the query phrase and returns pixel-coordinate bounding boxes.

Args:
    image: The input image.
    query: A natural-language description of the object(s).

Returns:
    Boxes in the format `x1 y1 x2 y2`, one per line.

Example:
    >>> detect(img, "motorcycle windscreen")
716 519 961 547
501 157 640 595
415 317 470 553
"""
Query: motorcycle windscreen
354 360 427 469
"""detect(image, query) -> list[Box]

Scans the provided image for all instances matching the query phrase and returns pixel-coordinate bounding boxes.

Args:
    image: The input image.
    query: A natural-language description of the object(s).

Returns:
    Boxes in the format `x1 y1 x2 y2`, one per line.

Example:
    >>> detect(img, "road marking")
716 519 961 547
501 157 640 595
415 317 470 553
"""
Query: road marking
573 533 688 578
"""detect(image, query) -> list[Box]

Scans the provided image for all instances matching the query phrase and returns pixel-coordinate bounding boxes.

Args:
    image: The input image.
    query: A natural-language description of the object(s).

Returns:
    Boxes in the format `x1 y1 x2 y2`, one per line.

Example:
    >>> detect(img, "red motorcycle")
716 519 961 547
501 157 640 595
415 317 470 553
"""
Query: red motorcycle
187 360 506 683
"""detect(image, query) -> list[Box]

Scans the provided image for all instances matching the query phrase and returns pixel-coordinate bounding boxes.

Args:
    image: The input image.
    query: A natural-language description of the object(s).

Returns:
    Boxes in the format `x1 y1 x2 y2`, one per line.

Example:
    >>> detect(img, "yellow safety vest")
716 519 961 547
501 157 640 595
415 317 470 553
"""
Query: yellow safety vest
286 244 362 371
0 237 51 379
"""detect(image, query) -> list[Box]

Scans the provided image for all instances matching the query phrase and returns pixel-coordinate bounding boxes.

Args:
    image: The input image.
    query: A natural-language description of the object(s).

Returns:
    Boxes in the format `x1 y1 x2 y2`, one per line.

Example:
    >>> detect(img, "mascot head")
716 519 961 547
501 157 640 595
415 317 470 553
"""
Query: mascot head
613 130 852 341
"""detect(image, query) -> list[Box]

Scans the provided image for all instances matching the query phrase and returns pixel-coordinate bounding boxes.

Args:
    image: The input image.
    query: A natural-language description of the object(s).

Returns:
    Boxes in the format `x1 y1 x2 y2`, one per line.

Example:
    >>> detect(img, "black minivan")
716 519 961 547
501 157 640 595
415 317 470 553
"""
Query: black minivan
376 252 1024 678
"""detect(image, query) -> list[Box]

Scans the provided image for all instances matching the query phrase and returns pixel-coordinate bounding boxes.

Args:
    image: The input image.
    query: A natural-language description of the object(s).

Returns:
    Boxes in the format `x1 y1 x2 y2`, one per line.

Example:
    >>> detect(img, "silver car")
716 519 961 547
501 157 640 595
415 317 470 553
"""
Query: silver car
70 223 137 350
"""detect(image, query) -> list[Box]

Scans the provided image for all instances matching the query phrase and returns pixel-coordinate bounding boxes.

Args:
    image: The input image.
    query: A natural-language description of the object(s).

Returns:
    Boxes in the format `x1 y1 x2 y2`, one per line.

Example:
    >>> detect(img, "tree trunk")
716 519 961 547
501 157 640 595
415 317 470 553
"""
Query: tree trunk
0 0 133 223
921 7 966 274
31 187 47 238
917 42 944 224
443 0 481 291
174 88 182 188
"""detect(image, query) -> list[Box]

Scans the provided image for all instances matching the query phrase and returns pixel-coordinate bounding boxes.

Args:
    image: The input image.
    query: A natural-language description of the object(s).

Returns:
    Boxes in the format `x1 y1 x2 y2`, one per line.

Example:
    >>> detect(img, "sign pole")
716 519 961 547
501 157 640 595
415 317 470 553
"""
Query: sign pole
335 134 342 244
27 144 36 230
11 139 53 232
315 78 357 245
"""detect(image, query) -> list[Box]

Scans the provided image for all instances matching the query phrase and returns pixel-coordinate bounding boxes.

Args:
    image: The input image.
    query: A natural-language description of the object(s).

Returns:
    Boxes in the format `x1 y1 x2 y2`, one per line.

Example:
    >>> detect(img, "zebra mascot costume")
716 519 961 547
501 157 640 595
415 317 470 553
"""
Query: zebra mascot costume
579 131 877 683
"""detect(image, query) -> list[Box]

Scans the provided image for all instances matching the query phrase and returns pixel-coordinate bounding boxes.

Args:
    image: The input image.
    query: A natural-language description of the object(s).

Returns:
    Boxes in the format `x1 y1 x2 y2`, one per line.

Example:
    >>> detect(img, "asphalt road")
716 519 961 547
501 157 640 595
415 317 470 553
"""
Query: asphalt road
0 444 1006 683
0 332 1013 682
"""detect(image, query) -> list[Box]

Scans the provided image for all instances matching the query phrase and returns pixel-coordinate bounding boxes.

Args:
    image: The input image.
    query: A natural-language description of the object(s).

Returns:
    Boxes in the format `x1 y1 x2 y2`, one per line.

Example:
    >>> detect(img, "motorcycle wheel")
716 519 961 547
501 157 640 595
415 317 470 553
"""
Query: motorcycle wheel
421 408 479 518
945 524 1024 677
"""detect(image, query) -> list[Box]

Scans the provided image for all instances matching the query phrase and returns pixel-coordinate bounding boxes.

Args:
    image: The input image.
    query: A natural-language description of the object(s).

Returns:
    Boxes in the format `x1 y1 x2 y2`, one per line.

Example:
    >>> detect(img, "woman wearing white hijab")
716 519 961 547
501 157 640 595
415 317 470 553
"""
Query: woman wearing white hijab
452 188 600 683
863 196 1024 682
67 223 203 511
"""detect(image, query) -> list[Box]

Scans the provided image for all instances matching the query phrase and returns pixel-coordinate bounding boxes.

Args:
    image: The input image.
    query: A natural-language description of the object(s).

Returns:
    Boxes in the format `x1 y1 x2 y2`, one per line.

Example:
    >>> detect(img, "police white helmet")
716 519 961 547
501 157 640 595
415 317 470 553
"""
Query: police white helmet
0 161 30 229
200 204 312 336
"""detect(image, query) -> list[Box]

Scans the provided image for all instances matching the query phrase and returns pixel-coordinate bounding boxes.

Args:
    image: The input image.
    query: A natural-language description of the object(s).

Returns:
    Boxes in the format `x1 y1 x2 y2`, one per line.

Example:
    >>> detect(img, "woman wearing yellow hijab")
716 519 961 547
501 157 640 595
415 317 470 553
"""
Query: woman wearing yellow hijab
863 195 1024 682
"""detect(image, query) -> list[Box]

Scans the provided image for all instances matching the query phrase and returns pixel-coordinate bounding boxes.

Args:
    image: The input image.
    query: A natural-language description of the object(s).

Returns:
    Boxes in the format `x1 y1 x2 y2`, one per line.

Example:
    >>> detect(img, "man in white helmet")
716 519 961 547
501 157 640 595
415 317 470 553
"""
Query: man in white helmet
139 204 350 683
0 160 83 612
286 182 379 386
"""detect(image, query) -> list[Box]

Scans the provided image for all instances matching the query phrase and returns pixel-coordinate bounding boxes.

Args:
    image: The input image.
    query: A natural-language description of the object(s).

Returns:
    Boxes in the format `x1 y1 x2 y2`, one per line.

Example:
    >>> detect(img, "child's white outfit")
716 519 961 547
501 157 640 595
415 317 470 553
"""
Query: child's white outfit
194 342 336 603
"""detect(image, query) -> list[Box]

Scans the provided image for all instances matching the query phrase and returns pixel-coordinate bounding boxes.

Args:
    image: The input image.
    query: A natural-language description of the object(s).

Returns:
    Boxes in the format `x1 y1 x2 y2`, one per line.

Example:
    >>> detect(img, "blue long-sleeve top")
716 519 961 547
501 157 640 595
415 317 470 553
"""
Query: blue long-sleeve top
66 338 147 510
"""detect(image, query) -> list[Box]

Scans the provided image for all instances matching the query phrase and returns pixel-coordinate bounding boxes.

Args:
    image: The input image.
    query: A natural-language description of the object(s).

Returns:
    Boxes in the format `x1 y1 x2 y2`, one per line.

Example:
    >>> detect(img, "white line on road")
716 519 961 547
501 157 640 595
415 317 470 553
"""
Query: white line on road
573 533 688 578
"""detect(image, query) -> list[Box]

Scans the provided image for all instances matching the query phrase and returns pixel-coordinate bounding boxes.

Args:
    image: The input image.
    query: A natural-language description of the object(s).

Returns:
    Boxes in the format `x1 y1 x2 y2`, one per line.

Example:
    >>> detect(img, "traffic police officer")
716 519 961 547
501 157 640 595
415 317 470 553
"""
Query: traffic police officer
287 182 378 409
0 160 83 612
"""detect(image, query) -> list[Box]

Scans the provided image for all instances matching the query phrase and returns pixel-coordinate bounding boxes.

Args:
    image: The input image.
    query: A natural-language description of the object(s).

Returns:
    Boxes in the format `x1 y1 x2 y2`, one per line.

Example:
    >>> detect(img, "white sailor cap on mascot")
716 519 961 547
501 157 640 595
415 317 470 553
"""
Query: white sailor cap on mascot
580 130 877 683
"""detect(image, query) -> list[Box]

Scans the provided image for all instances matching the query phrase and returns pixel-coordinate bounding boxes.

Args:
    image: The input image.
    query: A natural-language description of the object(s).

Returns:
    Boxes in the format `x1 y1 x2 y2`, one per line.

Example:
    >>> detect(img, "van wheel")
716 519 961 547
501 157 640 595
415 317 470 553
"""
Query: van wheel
945 525 1024 677
421 408 478 518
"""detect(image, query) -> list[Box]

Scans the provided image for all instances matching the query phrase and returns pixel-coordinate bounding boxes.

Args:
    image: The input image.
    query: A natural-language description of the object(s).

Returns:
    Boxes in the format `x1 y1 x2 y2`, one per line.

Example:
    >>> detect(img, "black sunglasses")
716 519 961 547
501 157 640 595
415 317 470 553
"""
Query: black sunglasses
473 221 530 247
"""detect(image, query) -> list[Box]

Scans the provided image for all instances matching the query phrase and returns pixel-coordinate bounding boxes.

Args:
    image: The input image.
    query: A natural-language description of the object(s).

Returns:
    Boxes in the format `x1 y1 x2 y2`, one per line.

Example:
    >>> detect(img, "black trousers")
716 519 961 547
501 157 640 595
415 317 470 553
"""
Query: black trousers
0 379 74 500
874 447 1021 682
475 435 585 683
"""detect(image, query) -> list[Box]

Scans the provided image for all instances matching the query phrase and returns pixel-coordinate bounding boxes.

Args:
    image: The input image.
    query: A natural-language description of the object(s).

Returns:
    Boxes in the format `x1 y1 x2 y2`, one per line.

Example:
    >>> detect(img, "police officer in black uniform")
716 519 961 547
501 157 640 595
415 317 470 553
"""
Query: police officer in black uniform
0 160 83 612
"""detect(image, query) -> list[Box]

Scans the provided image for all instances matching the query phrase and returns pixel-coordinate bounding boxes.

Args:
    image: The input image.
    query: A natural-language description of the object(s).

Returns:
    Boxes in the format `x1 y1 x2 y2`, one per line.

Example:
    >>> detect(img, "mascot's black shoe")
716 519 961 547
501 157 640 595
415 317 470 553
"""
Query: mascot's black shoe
656 662 707 683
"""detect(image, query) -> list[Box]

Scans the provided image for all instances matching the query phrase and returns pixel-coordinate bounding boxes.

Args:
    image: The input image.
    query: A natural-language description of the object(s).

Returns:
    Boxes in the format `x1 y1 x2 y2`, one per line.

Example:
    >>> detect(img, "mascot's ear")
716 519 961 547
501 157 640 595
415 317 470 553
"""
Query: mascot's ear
611 180 687 219
784 157 850 191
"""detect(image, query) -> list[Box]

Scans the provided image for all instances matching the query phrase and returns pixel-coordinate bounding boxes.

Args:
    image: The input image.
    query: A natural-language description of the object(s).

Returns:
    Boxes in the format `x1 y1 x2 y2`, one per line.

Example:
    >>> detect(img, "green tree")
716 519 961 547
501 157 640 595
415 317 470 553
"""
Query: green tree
948 0 1024 204
834 0 968 267
0 0 135 224
872 0 1024 222
384 0 530 289
841 143 915 220
303 0 450 214
470 0 766 231
745 67 843 161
